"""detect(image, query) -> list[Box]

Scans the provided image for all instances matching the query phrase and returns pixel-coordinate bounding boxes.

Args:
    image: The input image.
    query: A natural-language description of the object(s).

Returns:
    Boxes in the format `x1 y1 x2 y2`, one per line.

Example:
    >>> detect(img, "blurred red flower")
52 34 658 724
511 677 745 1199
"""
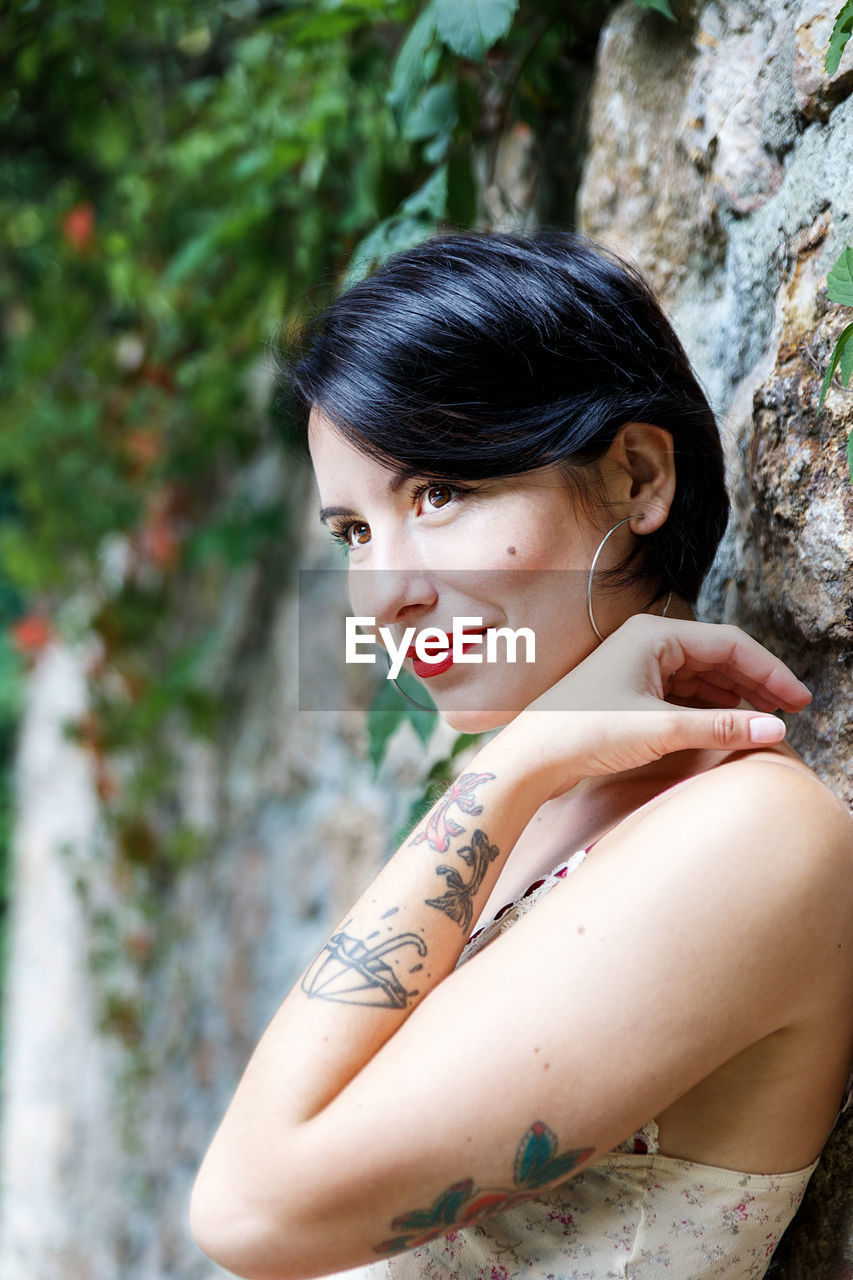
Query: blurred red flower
62 201 96 252
10 614 52 655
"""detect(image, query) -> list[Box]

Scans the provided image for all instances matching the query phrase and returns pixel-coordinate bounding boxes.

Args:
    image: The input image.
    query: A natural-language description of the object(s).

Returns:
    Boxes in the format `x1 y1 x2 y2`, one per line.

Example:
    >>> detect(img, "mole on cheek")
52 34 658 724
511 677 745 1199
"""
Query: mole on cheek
506 545 517 556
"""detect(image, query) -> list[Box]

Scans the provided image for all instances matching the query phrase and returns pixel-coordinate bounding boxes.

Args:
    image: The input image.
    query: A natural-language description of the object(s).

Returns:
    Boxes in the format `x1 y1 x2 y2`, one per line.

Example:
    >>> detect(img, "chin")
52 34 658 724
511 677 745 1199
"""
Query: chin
430 673 541 735
437 703 515 735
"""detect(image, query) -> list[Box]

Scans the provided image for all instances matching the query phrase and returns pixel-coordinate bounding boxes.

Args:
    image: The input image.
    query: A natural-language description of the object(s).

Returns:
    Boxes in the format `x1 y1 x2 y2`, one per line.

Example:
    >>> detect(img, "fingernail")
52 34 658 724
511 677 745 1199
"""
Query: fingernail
749 717 785 743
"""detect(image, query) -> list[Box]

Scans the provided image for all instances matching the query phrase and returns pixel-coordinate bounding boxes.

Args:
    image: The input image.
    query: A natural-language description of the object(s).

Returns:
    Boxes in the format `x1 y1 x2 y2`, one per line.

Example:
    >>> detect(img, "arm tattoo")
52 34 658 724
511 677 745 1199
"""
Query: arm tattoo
301 928 428 1009
425 829 500 932
409 772 495 853
374 1121 595 1255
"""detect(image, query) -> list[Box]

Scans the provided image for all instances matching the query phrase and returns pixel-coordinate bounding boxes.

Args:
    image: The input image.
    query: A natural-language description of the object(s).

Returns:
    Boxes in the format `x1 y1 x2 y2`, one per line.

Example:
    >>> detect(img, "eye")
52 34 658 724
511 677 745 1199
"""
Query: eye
417 483 462 512
348 522 371 546
329 520 370 553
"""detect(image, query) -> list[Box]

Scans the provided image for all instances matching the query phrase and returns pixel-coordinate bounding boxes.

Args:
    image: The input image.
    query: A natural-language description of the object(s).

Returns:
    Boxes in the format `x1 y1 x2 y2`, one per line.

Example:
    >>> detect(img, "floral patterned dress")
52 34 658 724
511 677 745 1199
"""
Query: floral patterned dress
349 849 829 1280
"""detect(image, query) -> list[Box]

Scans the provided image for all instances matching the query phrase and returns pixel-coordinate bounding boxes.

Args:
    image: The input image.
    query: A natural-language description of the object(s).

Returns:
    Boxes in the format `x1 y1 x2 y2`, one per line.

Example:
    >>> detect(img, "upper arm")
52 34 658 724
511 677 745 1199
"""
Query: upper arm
220 763 853 1279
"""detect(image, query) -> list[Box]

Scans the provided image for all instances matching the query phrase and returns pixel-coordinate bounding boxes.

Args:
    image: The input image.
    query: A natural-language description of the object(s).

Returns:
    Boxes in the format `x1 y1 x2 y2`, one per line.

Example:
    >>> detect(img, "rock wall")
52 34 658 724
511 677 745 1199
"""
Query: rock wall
578 2 853 1273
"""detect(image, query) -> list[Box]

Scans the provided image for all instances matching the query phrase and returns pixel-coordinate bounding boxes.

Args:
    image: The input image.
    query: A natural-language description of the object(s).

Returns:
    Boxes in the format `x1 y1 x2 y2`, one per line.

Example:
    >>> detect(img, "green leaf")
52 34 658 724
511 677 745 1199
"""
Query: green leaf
399 164 449 219
826 0 853 75
0 633 24 723
433 0 519 61
394 666 437 743
388 7 441 120
347 166 450 281
367 678 406 773
402 82 458 142
347 216 433 283
842 328 853 384
632 0 677 18
164 224 222 286
448 731 482 759
826 244 853 307
817 321 853 410
367 667 436 773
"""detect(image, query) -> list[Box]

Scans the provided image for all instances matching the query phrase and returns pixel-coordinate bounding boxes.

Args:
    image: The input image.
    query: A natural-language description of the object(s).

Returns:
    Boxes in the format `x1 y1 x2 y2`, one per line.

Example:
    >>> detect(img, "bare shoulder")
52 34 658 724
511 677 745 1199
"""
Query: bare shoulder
604 750 853 970
620 748 853 864
581 748 853 939
697 750 853 871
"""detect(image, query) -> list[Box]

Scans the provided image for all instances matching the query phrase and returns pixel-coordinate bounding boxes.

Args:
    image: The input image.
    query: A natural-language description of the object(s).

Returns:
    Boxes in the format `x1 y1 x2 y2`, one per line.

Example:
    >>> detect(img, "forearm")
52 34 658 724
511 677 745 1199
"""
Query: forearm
191 729 562 1256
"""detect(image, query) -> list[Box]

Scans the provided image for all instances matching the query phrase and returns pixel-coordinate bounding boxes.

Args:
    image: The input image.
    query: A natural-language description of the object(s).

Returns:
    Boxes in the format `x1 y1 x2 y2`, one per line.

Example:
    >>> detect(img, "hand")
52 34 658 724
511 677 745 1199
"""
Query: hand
494 615 812 797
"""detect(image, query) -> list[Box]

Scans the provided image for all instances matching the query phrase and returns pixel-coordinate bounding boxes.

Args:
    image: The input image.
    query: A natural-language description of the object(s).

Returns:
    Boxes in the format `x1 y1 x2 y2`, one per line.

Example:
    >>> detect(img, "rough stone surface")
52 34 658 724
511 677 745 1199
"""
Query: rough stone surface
579 2 853 1272
793 0 853 120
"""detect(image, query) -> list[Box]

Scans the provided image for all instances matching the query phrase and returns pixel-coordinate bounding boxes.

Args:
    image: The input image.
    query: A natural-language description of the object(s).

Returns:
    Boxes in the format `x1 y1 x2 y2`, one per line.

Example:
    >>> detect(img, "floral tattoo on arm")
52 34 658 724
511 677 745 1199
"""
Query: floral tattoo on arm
410 772 500 932
374 1121 595 1255
409 772 495 853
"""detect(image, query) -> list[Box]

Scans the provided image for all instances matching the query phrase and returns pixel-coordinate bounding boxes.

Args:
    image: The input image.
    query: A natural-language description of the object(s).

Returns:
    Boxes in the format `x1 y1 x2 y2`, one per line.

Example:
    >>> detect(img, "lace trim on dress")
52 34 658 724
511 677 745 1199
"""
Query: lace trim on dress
614 1116 660 1156
458 847 588 967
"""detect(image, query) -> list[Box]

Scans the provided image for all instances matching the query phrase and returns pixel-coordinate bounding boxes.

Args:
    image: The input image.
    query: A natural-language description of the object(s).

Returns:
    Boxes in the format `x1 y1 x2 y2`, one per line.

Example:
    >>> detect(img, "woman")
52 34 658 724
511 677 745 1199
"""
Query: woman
190 233 853 1280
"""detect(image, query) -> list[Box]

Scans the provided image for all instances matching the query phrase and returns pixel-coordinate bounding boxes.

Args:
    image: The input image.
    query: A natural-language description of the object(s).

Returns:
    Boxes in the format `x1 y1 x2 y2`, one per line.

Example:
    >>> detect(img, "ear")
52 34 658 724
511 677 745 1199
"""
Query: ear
602 423 676 535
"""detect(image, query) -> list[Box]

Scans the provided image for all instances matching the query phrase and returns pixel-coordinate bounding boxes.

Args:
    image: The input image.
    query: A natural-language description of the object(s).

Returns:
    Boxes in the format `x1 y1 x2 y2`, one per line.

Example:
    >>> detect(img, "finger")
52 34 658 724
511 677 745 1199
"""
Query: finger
667 670 740 700
678 663 794 710
667 684 743 709
664 692 741 710
653 621 811 711
643 707 788 753
666 670 782 713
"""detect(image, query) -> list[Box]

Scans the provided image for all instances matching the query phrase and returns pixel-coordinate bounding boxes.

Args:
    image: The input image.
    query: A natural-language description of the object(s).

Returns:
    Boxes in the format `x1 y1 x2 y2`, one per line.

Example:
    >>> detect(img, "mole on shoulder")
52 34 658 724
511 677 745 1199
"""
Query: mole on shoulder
506 545 517 556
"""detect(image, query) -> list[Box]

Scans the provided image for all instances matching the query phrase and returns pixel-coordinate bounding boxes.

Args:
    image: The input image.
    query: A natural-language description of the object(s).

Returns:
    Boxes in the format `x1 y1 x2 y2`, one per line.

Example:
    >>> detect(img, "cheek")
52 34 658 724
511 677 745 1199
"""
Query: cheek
347 570 371 617
499 515 583 573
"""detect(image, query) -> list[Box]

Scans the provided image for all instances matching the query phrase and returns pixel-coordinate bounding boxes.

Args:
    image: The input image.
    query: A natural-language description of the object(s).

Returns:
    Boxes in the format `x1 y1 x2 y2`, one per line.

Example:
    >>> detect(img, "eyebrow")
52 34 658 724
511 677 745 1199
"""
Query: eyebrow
318 471 413 524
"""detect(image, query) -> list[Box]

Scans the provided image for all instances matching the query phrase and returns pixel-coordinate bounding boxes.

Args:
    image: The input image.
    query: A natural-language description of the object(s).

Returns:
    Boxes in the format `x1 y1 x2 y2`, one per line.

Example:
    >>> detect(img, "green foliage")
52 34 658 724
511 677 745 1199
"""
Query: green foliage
827 245 853 307
0 0 427 1049
826 0 853 75
818 246 853 480
0 0 616 1063
352 0 614 278
631 0 676 20
432 0 520 60
819 320 853 410
368 668 437 774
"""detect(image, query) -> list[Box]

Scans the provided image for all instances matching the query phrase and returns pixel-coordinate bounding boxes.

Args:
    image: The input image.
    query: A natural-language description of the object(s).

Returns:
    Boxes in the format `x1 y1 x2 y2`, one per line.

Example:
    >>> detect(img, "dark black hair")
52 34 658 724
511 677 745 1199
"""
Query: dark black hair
284 231 729 605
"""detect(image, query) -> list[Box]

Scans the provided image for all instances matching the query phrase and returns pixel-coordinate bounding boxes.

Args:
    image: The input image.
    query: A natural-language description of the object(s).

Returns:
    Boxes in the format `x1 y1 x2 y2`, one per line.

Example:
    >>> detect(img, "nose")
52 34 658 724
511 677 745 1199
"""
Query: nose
349 563 439 630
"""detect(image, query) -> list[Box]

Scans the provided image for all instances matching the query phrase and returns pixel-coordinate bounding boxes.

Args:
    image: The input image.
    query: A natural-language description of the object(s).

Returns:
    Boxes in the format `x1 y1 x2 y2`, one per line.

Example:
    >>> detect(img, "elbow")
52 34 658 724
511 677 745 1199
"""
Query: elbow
190 1173 301 1280
189 1181 264 1279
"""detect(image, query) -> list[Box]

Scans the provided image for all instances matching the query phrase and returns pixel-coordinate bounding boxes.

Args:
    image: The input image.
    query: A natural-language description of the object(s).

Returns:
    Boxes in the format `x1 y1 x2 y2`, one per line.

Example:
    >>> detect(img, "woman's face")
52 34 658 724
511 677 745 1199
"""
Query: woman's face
308 411 642 732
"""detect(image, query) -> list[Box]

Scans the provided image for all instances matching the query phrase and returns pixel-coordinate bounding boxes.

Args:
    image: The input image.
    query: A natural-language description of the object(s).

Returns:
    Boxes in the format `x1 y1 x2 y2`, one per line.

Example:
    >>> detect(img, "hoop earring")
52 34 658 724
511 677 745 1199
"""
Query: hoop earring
587 518 673 642
381 653 436 713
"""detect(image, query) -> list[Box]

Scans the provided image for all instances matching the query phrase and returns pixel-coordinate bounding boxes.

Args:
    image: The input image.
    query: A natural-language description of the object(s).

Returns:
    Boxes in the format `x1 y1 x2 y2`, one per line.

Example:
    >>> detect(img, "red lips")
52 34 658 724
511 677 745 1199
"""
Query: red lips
406 631 485 679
